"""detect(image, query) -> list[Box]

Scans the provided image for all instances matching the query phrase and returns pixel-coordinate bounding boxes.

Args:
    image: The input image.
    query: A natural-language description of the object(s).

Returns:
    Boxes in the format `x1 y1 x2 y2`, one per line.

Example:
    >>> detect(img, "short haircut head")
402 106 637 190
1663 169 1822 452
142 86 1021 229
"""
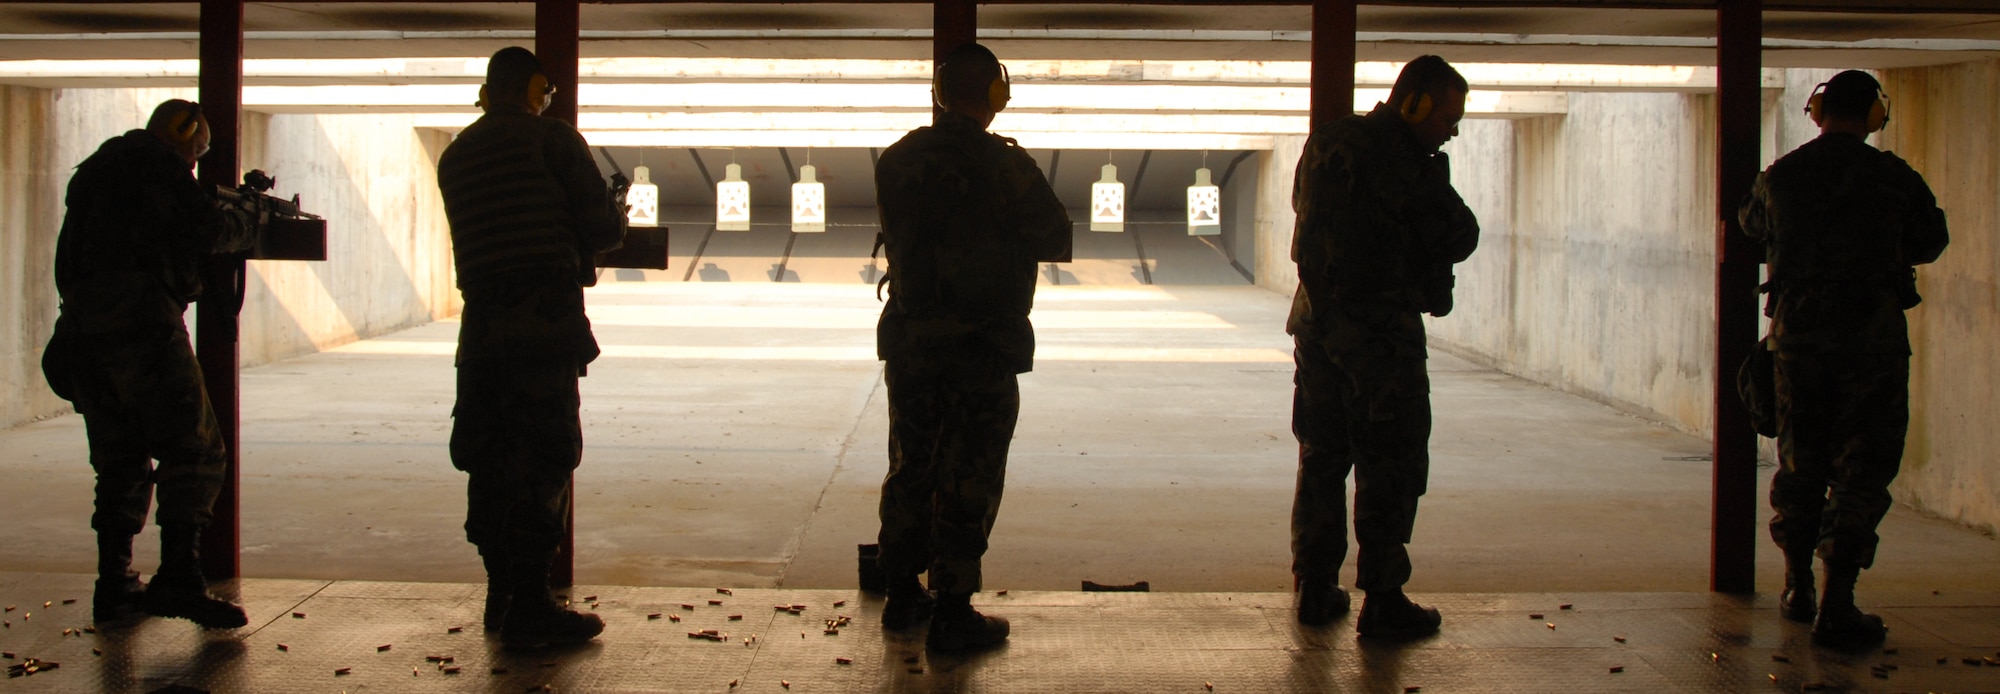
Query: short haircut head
1820 70 1883 121
485 46 544 97
1388 55 1469 106
146 99 205 140
937 42 1002 111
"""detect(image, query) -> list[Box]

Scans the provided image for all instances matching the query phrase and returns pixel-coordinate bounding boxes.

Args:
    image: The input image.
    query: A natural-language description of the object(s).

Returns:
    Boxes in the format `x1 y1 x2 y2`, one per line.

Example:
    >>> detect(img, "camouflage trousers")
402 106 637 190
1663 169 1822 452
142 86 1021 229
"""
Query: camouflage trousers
1289 339 1433 592
1769 351 1908 569
452 359 583 565
69 325 228 535
876 358 1021 597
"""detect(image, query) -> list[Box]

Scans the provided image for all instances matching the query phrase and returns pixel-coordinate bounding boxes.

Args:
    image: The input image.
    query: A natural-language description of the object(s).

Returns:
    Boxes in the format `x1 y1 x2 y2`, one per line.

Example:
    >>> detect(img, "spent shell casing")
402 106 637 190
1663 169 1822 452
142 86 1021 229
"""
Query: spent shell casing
1608 666 1623 673
649 613 663 620
717 588 733 595
729 678 739 687
729 615 743 621
334 668 351 675
1771 654 1790 663
292 612 306 618
709 600 724 606
377 644 392 652
996 590 1008 596
836 657 853 664
669 614 682 622
682 604 696 610
1204 683 1213 691
443 667 461 674
277 644 289 652
781 680 791 688
61 600 75 606
1528 614 1543 620
91 648 101 657
1560 604 1573 610
1613 636 1626 643
834 600 847 607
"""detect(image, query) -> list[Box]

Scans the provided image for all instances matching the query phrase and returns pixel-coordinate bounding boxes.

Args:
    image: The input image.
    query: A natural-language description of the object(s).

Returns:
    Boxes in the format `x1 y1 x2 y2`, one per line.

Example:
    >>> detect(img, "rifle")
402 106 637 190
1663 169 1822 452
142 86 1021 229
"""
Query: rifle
577 147 635 287
215 169 327 261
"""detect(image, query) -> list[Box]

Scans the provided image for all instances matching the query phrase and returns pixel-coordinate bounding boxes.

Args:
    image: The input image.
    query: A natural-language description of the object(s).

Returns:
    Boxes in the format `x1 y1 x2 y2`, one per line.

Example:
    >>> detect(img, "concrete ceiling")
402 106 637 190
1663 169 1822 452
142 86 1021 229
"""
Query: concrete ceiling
1 2 1997 68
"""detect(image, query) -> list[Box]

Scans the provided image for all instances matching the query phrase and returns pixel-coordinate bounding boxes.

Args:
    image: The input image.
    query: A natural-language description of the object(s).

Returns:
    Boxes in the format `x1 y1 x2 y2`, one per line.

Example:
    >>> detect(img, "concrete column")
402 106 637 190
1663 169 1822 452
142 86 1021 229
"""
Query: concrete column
536 0 581 588
197 0 244 582
1711 0 1762 595
1310 0 1358 130
933 0 975 124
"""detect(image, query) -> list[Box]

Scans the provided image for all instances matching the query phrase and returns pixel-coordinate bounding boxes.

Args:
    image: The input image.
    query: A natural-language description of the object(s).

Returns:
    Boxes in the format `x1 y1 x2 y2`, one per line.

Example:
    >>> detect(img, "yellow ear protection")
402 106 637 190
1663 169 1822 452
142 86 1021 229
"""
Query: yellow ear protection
932 61 1011 113
1399 91 1434 124
1805 81 1890 132
166 101 203 143
473 75 555 110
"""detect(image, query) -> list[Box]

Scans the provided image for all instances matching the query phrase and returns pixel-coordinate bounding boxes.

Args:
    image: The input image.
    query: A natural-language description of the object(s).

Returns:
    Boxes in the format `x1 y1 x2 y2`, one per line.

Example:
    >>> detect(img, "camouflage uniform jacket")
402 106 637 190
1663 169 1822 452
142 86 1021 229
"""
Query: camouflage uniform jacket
54 130 258 335
438 105 626 367
1740 132 1948 355
1286 105 1480 357
874 112 1072 374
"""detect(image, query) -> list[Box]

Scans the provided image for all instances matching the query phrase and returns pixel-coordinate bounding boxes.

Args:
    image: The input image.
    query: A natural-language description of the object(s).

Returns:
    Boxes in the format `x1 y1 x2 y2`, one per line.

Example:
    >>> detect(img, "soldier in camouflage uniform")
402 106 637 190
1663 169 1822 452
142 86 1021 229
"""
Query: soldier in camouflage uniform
437 47 626 650
1739 70 1948 648
44 99 261 628
872 42 1071 652
1287 56 1480 638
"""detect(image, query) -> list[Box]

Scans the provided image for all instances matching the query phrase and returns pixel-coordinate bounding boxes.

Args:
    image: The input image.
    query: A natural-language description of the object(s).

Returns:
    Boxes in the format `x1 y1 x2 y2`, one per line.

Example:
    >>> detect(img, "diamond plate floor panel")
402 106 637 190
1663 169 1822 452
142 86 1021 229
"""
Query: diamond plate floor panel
5 574 2000 693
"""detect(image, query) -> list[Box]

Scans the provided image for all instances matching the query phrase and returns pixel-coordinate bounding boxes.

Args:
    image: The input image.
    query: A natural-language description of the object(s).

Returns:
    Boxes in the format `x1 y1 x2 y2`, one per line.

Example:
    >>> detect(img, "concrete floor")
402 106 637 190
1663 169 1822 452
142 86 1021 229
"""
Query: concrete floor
2 573 1998 693
1 283 1995 598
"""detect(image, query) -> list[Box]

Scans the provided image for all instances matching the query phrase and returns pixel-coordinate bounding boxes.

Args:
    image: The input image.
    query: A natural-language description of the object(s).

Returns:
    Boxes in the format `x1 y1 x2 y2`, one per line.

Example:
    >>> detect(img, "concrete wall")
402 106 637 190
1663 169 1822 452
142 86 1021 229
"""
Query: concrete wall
0 85 62 428
0 88 457 429
235 115 458 366
1880 59 2000 534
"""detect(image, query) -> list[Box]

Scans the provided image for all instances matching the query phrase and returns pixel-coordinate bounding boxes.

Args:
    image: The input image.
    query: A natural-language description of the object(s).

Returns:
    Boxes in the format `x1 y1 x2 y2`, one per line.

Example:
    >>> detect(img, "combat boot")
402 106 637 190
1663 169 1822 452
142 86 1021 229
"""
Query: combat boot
481 551 513 633
1356 590 1441 640
879 573 935 630
926 593 1008 652
499 560 603 650
92 533 146 624
143 525 248 629
1812 561 1886 649
1295 576 1350 626
1779 548 1817 623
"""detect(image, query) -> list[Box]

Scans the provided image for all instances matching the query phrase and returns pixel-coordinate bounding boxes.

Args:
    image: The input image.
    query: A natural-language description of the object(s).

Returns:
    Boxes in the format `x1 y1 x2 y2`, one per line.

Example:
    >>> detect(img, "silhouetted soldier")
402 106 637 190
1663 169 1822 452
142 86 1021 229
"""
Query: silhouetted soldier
872 42 1071 652
1740 69 1948 648
44 99 260 627
1288 55 1480 638
436 46 626 650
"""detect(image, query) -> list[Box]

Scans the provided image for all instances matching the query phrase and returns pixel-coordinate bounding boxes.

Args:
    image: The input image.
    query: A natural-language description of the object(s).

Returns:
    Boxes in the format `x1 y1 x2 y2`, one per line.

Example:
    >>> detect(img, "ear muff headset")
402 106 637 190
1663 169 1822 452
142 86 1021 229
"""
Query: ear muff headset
1805 81 1891 132
165 101 203 143
473 75 555 111
932 61 1011 113
1399 91 1434 124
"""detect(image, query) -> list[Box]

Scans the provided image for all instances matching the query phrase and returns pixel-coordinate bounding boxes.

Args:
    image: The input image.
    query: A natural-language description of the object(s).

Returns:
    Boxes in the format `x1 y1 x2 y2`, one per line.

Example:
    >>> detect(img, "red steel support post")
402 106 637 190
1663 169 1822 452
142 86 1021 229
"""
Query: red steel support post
196 0 245 582
536 0 582 588
933 0 976 124
1712 0 1763 594
1310 0 1358 130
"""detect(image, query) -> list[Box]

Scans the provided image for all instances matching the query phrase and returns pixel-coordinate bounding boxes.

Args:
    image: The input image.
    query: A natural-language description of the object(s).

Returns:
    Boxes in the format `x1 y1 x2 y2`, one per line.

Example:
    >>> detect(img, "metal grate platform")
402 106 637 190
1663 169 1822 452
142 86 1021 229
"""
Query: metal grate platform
2 572 1997 693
